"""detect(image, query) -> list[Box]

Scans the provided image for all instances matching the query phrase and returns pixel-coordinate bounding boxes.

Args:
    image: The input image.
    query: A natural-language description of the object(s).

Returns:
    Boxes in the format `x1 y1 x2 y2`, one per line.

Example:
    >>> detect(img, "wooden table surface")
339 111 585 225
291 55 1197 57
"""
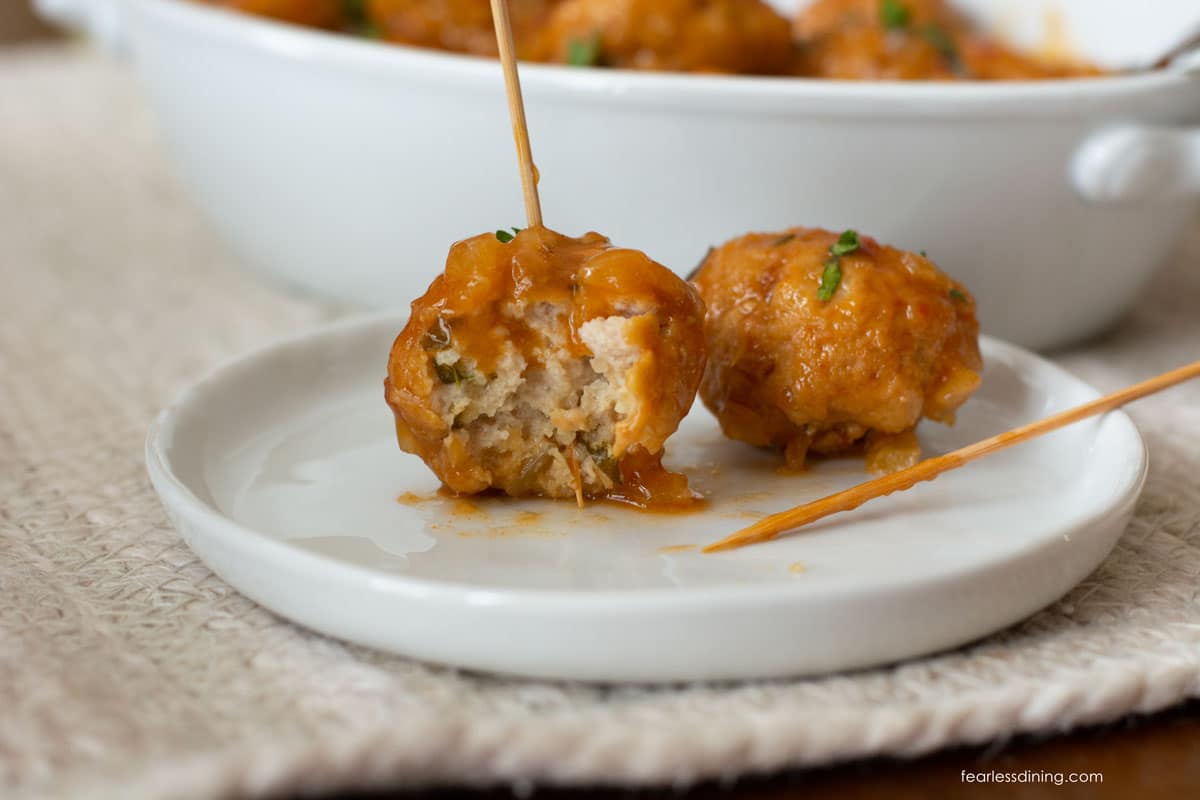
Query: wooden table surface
14 9 1198 798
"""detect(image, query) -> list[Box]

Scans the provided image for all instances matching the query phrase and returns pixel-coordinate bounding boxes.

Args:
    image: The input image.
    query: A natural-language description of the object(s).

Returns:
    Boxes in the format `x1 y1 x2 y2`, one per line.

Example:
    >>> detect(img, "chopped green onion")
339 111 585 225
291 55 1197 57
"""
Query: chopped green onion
830 229 861 257
921 23 961 70
817 258 843 302
495 229 515 243
343 0 366 23
773 233 796 247
435 362 467 387
949 288 968 303
343 0 379 37
880 0 911 30
584 442 618 480
815 230 859 302
566 33 602 67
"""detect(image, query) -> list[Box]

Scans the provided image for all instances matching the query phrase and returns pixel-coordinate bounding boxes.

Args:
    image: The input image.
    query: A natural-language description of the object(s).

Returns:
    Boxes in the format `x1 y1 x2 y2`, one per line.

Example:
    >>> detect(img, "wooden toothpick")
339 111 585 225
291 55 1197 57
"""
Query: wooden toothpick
490 0 543 228
704 359 1200 554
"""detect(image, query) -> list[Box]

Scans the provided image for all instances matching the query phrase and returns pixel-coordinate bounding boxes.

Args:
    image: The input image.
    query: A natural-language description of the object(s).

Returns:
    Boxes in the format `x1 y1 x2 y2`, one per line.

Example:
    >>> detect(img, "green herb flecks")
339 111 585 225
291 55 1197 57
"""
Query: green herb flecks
566 33 602 67
435 362 468 388
949 288 968 303
342 0 379 38
585 442 619 480
873 0 965 75
495 226 521 243
817 258 843 302
773 233 796 247
830 229 860 257
920 23 965 74
816 229 859 302
921 23 955 57
880 0 911 30
343 0 366 23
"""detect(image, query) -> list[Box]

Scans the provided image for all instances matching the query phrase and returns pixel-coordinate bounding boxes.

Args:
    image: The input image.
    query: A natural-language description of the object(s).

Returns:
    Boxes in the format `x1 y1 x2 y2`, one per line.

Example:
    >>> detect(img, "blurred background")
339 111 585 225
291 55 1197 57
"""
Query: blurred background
1 0 56 43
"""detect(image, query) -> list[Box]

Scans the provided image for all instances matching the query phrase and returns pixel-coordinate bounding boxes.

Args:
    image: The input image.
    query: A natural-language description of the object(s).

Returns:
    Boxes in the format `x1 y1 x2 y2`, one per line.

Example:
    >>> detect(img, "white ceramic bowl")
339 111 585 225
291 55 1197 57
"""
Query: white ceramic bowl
39 0 1200 349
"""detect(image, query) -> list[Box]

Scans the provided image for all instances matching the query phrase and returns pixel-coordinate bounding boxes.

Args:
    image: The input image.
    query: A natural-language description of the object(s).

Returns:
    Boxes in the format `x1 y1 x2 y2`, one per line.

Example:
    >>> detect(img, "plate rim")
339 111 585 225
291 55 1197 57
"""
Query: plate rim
146 313 1148 609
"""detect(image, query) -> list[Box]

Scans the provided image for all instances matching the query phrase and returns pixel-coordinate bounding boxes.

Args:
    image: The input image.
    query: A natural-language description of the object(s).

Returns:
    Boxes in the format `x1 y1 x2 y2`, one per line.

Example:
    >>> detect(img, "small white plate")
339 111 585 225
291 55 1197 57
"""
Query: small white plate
147 315 1146 683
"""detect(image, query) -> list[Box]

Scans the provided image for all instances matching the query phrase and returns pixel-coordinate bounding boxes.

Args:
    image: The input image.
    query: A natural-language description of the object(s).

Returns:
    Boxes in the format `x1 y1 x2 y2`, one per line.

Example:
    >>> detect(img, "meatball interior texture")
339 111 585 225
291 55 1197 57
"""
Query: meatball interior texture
692 227 982 473
385 226 706 504
530 0 795 75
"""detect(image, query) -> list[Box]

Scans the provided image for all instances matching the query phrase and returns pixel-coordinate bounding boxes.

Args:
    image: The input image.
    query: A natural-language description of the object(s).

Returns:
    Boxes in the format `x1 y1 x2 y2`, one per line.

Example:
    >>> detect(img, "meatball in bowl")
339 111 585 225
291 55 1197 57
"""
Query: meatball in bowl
386 226 707 506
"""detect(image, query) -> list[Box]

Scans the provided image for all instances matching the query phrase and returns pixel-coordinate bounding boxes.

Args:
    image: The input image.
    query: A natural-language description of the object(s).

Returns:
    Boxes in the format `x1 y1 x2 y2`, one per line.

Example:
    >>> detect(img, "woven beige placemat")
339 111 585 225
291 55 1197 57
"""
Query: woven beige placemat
2 46 1199 800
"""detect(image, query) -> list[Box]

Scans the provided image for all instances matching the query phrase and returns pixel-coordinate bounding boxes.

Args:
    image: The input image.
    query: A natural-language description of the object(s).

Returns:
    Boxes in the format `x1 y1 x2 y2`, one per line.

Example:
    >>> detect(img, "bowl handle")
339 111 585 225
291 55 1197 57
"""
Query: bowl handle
34 0 125 54
1071 124 1200 204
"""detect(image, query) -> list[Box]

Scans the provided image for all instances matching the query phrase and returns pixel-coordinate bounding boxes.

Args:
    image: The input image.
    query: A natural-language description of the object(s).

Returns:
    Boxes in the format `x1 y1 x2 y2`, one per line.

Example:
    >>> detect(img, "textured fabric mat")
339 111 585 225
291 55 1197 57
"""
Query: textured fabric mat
2 46 1200 800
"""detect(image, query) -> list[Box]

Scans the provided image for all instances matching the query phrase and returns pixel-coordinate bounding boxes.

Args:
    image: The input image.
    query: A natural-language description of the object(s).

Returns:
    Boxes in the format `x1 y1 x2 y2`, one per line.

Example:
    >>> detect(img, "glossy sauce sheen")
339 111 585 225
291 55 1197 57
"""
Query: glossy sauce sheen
692 227 982 474
385 226 706 509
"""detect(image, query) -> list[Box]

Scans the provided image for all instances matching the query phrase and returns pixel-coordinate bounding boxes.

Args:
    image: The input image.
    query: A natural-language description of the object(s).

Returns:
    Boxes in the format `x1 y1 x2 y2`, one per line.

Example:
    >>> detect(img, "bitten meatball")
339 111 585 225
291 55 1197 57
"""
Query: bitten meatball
691 227 982 474
367 0 560 57
530 0 795 74
385 226 707 506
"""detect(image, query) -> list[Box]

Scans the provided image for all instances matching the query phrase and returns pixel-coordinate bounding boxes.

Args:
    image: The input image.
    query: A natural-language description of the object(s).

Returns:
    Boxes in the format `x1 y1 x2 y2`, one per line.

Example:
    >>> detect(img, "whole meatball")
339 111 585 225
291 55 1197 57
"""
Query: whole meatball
531 0 795 74
794 0 968 80
691 227 982 473
795 0 965 40
367 0 560 57
386 226 707 506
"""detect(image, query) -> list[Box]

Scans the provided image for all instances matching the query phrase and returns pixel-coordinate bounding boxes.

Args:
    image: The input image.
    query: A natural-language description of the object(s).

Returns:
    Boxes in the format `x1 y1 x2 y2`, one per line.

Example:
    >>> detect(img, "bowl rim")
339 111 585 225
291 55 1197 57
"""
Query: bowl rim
136 0 1198 116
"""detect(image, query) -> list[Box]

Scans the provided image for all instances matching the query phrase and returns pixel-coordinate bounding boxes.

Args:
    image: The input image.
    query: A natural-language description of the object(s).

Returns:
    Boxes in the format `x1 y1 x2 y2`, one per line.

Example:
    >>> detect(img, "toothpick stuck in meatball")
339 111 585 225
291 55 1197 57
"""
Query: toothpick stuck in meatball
385 226 707 507
691 227 982 474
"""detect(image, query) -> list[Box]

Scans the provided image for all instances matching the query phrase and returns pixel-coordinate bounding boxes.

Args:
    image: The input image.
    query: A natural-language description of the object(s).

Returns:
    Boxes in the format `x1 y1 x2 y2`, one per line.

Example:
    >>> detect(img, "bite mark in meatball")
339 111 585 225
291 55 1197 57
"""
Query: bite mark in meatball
386 226 707 507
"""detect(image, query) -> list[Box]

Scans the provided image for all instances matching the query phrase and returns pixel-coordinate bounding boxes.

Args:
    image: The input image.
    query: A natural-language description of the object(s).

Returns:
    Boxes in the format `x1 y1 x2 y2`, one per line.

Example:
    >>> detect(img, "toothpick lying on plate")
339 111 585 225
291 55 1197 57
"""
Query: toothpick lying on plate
704 359 1200 554
490 0 542 227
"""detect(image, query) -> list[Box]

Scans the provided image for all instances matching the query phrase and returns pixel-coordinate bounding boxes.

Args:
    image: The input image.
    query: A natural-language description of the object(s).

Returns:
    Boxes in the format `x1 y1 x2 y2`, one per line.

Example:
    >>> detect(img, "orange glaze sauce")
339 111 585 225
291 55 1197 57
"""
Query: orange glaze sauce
390 226 701 394
203 0 1107 80
692 226 981 473
602 446 705 512
793 0 1105 81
